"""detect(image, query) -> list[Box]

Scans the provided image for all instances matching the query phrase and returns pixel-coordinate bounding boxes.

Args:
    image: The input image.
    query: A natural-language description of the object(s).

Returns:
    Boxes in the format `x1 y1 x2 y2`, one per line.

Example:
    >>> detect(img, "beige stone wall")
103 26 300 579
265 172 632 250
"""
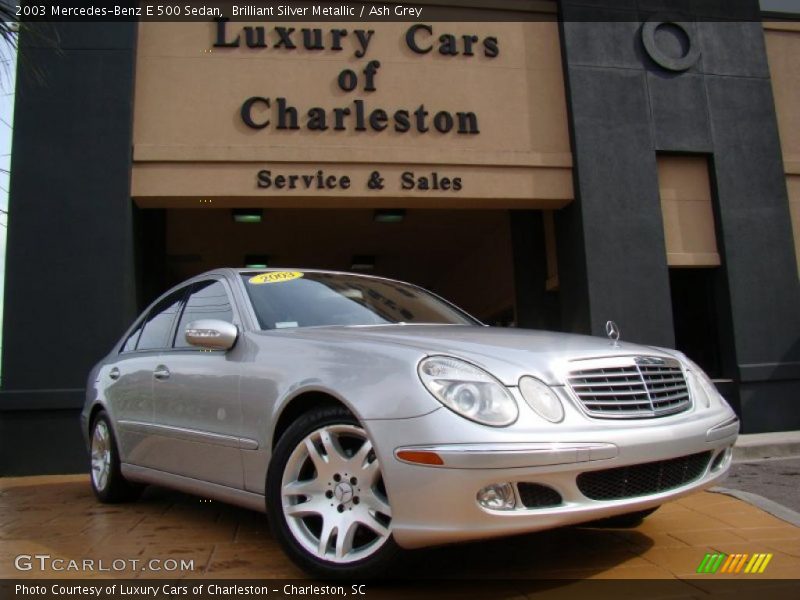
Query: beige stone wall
765 22 800 276
132 15 573 208
657 156 720 267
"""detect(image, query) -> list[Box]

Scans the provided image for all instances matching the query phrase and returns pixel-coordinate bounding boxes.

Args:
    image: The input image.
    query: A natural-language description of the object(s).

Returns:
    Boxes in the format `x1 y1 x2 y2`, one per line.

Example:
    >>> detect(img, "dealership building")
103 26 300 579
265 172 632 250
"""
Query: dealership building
1 1 799 474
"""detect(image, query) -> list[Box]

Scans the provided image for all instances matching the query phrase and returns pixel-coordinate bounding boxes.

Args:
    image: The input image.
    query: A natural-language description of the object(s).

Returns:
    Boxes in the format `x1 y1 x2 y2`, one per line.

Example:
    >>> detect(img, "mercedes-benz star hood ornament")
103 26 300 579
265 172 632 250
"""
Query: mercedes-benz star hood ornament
606 320 621 347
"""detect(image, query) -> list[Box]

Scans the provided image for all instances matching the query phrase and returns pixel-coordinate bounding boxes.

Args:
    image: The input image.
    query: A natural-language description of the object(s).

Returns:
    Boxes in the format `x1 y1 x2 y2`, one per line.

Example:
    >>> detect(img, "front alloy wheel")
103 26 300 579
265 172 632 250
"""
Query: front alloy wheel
267 407 399 578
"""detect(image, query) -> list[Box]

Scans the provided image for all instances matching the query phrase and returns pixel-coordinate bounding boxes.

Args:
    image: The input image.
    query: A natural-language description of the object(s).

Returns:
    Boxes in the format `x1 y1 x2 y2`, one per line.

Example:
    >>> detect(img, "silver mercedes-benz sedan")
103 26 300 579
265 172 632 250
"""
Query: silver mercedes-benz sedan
82 268 739 577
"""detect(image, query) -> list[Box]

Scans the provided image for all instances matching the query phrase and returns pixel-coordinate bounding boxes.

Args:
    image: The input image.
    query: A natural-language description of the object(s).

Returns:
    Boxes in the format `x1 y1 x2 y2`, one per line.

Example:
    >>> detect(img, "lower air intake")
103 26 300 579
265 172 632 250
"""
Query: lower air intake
576 452 712 501
517 483 563 508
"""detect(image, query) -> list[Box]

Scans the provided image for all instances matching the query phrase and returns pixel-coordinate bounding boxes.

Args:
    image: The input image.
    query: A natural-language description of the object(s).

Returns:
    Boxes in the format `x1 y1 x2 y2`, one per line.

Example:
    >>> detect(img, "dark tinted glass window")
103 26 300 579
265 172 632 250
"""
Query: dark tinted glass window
121 320 144 353
136 289 187 351
174 280 234 348
241 271 477 330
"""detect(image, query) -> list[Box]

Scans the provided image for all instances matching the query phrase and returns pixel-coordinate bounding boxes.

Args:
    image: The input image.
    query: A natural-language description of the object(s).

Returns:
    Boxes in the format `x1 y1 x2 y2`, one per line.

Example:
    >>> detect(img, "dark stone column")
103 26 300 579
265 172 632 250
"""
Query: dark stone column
510 211 560 331
0 23 138 473
557 0 800 432
705 73 800 432
557 10 674 347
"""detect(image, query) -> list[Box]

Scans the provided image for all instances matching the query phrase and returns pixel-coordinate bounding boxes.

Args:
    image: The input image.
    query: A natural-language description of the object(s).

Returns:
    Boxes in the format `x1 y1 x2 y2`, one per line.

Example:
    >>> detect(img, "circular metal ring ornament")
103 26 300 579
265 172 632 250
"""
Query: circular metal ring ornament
642 16 700 72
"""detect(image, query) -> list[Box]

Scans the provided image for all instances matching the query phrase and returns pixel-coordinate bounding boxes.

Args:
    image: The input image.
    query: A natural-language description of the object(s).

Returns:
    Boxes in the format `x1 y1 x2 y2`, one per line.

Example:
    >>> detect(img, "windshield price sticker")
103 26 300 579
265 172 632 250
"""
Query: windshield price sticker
248 271 304 285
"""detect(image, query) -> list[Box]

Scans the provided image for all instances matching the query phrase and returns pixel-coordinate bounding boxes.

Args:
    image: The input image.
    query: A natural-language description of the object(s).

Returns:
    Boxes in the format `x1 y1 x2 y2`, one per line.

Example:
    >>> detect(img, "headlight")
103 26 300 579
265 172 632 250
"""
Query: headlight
418 356 518 427
519 376 564 423
686 370 711 408
683 358 724 409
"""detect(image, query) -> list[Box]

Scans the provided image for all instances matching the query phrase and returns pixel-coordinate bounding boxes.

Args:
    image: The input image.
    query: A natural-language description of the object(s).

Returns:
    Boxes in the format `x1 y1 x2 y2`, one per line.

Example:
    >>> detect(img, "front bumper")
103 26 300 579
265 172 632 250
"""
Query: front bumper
366 406 738 549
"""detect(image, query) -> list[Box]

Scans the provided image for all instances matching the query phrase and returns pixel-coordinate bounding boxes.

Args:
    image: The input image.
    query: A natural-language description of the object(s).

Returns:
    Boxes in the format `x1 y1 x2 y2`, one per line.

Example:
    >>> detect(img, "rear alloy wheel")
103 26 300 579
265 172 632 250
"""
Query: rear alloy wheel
267 407 399 578
90 412 140 503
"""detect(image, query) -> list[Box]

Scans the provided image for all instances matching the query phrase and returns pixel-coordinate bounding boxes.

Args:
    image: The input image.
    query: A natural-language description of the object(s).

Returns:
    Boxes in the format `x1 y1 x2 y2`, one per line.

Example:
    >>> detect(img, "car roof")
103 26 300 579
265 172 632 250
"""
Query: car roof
191 268 413 287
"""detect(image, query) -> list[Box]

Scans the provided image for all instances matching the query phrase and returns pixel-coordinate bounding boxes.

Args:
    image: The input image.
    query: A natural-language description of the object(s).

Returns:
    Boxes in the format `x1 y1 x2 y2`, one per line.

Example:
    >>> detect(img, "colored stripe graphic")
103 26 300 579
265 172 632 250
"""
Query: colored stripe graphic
720 553 738 573
697 553 713 573
720 554 735 573
698 552 773 574
698 553 726 573
749 554 766 573
757 554 773 573
711 553 726 573
744 554 759 573
734 554 749 573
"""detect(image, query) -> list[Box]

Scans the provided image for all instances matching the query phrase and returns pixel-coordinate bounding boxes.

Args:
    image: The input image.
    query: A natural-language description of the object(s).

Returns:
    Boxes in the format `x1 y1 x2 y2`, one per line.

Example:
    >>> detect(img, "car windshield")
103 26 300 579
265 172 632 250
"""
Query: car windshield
241 271 478 330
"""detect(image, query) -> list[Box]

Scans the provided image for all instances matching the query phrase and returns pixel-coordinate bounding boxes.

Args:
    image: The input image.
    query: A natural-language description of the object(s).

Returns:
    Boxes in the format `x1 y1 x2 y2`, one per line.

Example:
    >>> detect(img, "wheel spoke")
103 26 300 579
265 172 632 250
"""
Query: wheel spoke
357 513 390 538
284 499 324 518
317 518 336 556
360 458 380 486
335 517 359 559
350 439 373 470
97 469 107 490
363 493 392 518
282 478 323 499
304 438 327 472
320 430 348 465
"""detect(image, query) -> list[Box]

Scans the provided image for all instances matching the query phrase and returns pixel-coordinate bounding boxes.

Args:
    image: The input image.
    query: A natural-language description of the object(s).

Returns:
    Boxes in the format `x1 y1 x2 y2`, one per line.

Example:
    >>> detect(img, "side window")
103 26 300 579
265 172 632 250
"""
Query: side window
173 280 234 349
136 288 187 351
121 320 144 353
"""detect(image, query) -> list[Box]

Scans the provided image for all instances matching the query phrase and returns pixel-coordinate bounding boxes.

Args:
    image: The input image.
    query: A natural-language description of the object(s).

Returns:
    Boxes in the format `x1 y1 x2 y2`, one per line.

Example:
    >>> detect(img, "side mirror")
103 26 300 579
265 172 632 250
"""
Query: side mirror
184 319 238 351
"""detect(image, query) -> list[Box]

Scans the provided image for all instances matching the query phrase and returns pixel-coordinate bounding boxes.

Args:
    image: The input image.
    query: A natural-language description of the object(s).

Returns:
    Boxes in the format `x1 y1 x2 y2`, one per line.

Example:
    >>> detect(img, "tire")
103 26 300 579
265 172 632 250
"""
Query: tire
586 506 660 528
266 406 400 579
89 411 141 503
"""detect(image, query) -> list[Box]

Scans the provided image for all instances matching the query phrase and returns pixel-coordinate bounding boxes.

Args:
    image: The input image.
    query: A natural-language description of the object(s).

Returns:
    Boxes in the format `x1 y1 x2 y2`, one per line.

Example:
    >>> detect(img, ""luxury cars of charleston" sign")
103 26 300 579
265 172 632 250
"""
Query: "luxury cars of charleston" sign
213 19 498 135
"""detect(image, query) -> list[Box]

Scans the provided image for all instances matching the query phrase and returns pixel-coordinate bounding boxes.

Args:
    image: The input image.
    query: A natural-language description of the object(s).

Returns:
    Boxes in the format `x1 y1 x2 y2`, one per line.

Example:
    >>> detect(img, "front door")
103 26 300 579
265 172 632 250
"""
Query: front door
151 278 244 489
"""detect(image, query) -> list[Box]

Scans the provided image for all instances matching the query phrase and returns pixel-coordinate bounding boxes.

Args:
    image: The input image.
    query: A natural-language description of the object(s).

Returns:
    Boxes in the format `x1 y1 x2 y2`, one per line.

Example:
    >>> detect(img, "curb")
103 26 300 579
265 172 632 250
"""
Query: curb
711 486 800 528
733 431 800 462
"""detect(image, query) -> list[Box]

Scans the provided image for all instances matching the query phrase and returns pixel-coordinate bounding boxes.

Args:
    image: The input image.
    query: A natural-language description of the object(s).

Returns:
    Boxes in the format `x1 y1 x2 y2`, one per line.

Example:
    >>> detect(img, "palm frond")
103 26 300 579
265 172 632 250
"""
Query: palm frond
0 0 18 49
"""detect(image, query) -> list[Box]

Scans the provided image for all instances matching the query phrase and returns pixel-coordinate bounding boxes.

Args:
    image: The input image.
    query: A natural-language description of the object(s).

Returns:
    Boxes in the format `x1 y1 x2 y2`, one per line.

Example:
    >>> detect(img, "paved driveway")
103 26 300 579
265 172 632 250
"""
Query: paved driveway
1 475 799 582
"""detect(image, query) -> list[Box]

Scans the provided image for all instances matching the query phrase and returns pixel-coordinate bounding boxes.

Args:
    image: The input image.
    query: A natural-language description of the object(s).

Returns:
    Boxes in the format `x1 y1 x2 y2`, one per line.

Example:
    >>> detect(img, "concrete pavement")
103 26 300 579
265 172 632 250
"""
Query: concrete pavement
1 474 800 581
733 431 800 462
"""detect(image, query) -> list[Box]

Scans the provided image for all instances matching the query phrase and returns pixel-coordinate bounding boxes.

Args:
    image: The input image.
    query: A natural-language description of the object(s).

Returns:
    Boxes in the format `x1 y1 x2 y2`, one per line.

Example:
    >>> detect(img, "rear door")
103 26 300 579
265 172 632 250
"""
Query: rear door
107 287 188 468
150 278 245 488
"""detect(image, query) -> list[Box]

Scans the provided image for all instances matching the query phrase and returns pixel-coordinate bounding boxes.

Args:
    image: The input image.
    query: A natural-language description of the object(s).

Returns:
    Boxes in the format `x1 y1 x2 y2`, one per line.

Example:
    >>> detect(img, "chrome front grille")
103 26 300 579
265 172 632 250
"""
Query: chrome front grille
567 356 691 419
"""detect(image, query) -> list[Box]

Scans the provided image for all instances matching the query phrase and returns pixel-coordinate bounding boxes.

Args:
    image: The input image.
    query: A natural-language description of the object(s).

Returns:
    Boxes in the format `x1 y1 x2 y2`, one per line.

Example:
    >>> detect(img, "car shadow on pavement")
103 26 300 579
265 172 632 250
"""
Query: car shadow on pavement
2 478 660 584
396 522 655 580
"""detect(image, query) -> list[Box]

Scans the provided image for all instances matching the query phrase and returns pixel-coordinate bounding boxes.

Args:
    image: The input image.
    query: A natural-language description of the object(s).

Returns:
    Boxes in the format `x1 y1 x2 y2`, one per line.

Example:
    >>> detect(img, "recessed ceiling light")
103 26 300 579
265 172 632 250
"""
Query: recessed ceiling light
374 209 406 223
232 209 263 223
244 254 270 268
351 255 376 271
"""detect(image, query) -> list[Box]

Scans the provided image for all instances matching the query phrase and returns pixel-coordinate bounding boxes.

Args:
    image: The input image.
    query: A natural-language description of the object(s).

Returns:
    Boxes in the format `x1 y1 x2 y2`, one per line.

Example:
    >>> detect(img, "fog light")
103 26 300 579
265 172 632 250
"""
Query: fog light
477 483 516 510
710 447 732 472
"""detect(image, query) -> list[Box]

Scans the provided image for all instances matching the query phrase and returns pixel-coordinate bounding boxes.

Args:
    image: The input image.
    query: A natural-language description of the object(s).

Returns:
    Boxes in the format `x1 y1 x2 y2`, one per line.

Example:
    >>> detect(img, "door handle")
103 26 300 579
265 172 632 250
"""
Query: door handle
153 365 171 380
109 367 120 381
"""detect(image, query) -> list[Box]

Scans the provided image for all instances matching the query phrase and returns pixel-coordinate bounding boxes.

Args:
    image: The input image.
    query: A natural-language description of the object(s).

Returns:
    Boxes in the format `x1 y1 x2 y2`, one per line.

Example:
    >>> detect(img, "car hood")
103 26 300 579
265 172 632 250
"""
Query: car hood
263 324 680 386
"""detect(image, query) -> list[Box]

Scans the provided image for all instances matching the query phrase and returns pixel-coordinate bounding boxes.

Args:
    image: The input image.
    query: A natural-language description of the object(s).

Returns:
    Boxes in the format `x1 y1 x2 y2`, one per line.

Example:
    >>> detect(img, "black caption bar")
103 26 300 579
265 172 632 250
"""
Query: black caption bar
10 0 798 23
11 0 555 23
3 579 800 600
